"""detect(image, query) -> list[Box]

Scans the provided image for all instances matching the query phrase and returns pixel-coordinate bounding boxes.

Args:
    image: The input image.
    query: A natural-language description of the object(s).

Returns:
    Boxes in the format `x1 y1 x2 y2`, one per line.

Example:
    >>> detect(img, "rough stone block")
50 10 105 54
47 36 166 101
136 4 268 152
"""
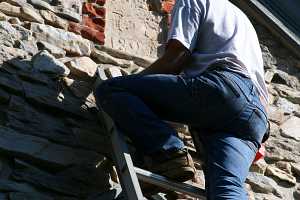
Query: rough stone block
30 23 92 56
0 126 101 169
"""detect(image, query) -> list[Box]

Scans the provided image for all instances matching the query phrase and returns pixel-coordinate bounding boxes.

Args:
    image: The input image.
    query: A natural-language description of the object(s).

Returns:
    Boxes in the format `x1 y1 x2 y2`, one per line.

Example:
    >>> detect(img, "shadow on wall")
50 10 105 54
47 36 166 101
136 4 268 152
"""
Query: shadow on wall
0 55 114 198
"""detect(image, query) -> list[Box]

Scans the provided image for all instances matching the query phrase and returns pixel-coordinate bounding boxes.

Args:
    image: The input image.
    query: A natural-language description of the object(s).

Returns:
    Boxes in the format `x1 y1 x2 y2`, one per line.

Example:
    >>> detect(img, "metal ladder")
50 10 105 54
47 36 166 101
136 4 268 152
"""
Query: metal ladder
98 109 206 200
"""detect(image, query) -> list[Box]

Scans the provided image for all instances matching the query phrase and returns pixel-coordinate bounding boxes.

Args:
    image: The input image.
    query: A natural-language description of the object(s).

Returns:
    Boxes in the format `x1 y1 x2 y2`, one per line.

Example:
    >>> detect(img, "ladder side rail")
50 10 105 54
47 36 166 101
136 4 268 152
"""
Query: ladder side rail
99 110 144 200
135 167 206 199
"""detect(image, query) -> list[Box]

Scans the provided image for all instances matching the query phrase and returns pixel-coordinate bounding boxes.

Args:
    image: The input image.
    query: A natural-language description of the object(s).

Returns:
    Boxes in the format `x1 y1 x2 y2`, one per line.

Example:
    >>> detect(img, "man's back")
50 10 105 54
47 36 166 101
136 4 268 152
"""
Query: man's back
168 0 268 103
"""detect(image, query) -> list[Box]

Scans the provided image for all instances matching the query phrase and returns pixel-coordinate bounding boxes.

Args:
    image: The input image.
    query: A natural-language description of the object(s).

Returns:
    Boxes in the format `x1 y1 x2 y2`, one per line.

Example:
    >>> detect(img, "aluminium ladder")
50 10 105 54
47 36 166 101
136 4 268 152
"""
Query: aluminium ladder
98 109 206 200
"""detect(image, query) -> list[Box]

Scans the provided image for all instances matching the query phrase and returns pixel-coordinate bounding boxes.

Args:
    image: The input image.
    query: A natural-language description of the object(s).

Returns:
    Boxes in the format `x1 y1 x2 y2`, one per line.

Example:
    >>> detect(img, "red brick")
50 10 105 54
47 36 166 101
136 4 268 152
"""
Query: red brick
68 22 82 35
83 15 105 32
92 17 105 27
81 26 105 45
95 6 106 17
83 3 97 16
96 0 106 6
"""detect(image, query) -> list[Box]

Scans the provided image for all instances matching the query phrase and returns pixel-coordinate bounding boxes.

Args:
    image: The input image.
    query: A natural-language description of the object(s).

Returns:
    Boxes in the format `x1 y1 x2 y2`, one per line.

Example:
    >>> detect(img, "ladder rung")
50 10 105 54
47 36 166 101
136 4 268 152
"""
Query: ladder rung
134 167 206 199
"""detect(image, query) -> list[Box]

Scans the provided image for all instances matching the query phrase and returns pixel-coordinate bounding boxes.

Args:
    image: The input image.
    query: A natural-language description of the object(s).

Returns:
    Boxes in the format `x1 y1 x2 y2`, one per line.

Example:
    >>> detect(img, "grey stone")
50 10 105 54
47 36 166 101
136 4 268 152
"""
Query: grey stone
20 5 44 23
9 192 52 200
55 9 81 23
0 2 22 19
12 24 33 41
95 45 155 68
28 0 54 12
265 165 296 186
8 17 22 25
274 84 300 105
294 187 300 200
30 23 92 56
275 97 300 114
6 95 76 146
39 9 68 30
32 50 70 76
267 105 284 124
0 88 10 104
0 11 8 21
22 81 93 119
12 160 86 197
36 41 66 58
280 116 300 141
261 44 277 69
92 49 133 68
291 163 300 177
0 126 101 169
63 77 93 98
17 70 50 85
0 46 28 64
0 179 48 198
246 172 282 198
3 0 27 7
65 57 98 80
14 39 38 56
0 72 23 95
6 96 110 154
54 0 82 22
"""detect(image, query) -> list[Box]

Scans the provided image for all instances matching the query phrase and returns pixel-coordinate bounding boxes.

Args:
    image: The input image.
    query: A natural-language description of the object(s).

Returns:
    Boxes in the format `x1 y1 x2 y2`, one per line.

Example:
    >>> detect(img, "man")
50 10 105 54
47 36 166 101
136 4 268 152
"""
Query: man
95 0 269 199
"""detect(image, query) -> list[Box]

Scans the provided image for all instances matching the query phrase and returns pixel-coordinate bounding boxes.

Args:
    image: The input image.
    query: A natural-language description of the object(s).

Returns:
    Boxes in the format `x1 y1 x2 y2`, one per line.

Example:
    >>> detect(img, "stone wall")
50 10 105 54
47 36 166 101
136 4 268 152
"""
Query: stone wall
0 0 299 200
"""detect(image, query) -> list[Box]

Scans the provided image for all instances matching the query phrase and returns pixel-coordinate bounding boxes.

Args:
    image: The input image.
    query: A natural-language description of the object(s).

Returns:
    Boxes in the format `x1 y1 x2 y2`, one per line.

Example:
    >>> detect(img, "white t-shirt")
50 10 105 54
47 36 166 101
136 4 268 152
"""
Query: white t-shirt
168 0 268 103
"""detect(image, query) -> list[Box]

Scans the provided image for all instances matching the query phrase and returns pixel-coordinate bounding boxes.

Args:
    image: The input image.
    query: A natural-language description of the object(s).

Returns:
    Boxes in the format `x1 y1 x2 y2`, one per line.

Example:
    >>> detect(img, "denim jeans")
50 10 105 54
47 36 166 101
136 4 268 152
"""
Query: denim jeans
95 67 268 200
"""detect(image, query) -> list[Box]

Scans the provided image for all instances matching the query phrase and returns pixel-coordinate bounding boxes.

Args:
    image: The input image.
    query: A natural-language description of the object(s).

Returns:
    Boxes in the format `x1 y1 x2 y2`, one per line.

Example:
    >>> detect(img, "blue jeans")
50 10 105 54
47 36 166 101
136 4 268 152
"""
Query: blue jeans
95 67 268 200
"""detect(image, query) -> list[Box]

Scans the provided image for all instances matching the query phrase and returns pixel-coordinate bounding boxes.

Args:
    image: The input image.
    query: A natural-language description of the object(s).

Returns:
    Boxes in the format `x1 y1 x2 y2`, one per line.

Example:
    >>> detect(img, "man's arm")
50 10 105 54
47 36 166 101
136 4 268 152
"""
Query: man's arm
140 39 191 75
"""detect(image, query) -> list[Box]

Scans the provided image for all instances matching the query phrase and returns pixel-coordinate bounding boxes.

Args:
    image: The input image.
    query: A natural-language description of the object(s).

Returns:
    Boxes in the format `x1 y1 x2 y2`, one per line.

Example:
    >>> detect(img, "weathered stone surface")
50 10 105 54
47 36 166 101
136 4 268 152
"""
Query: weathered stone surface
0 11 8 21
0 72 23 95
0 2 21 18
12 159 108 197
275 97 300 114
275 161 292 174
63 77 93 98
267 105 284 124
6 95 75 145
3 0 27 7
28 0 54 12
246 172 282 197
56 9 81 23
261 44 277 69
0 46 28 64
265 166 296 186
22 81 92 119
0 126 101 169
92 49 131 67
36 41 66 58
0 180 43 195
30 23 92 56
280 116 300 141
21 5 44 23
274 84 300 105
291 163 300 177
65 57 98 79
8 17 22 24
39 10 68 30
0 21 20 47
95 45 155 68
294 187 300 200
32 50 70 76
54 0 82 23
250 159 268 174
0 88 10 104
14 39 38 56
0 2 44 23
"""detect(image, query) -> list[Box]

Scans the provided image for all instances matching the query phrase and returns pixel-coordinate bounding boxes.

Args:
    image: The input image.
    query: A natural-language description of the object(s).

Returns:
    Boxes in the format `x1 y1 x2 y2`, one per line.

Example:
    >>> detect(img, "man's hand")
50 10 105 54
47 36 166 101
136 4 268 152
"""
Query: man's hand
140 39 191 75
